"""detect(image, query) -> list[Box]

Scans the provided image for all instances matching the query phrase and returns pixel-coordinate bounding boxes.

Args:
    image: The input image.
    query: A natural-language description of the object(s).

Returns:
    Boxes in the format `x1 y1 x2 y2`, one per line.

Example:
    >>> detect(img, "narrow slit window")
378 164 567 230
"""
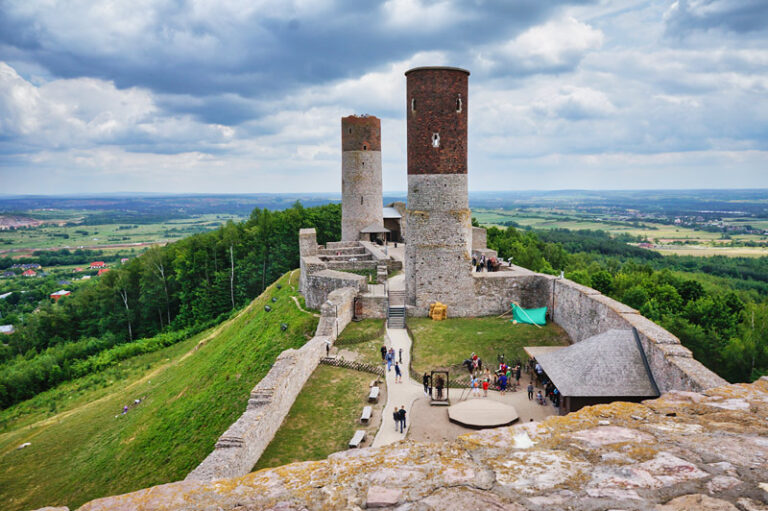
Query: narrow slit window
456 94 462 112
363 144 367 150
432 133 440 148
411 98 416 112
348 128 352 134
361 196 364 205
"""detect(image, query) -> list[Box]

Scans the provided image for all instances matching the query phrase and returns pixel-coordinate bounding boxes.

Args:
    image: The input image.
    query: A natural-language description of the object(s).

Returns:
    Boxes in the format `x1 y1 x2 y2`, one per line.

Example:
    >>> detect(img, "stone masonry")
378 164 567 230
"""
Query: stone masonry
341 115 383 242
77 377 768 511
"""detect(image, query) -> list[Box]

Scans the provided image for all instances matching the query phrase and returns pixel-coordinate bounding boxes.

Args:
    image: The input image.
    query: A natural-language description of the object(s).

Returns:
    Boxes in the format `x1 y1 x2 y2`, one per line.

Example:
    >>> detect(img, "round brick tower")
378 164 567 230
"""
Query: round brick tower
341 115 383 242
404 66 474 314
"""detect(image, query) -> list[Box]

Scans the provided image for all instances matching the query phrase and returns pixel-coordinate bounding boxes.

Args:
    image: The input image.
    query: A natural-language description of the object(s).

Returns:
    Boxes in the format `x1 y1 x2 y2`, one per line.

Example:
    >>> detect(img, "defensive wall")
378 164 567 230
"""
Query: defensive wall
186 286 357 481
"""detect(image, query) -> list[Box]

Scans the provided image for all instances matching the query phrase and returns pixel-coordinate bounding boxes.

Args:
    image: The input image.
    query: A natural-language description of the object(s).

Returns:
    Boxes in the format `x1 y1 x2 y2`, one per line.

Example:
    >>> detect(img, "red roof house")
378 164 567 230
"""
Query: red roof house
90 261 107 269
22 270 37 277
50 290 71 301
97 268 110 276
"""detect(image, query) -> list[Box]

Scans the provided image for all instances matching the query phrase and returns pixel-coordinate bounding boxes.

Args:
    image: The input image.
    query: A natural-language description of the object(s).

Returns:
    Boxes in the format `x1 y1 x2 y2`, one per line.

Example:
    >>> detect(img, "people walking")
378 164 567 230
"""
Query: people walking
422 373 431 396
380 345 387 362
398 348 403 363
499 372 508 396
527 382 534 400
397 406 407 433
394 362 402 383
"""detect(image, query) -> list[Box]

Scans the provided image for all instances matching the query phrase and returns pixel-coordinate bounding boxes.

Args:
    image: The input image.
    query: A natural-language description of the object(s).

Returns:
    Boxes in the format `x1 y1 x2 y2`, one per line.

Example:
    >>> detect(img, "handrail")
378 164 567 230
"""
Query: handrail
632 327 660 397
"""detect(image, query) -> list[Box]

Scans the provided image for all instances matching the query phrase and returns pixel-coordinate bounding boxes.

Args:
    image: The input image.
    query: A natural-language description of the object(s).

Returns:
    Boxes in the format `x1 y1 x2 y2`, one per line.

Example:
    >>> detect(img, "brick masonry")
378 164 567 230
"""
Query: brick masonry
406 67 469 175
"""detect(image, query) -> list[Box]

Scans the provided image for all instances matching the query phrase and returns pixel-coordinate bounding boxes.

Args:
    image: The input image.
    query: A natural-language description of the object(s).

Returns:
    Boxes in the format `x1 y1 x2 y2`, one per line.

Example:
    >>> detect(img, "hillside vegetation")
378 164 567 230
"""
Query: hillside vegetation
0 272 317 511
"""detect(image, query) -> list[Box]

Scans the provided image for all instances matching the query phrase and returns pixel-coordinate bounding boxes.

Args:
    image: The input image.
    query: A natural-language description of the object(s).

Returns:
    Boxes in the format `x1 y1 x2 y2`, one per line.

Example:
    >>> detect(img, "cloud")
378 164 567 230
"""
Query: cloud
493 17 603 74
0 63 234 155
1 0 767 194
531 86 616 119
665 0 768 34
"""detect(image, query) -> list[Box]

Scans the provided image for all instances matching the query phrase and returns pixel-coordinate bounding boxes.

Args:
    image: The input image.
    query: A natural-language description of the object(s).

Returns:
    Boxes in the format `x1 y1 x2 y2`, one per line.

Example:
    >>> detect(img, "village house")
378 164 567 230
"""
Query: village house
50 290 71 301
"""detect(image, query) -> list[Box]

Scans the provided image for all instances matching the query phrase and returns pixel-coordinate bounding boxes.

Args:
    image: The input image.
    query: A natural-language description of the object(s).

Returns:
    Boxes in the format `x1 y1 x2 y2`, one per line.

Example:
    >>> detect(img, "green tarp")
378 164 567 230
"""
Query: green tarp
511 304 547 326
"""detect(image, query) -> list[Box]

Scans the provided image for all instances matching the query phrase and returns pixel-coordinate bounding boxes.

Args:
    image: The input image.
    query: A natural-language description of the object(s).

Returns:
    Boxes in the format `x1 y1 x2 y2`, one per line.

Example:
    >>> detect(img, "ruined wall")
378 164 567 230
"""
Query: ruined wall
472 226 487 251
186 287 357 482
550 277 727 393
299 228 320 297
341 115 383 242
470 270 553 317
79 377 768 511
305 269 366 310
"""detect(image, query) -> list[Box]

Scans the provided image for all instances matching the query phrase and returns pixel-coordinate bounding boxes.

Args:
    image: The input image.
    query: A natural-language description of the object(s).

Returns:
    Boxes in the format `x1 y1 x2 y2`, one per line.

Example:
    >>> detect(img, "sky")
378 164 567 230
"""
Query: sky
0 0 767 195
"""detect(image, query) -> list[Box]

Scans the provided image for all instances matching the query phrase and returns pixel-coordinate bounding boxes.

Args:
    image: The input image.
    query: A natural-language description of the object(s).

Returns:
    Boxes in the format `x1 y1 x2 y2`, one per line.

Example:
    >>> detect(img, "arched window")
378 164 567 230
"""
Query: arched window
456 94 462 113
432 133 440 148
411 98 416 112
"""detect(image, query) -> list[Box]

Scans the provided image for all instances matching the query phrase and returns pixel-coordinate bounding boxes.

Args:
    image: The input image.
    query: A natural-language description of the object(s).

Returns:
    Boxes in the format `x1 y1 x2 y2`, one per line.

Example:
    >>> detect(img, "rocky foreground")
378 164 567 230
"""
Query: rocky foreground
48 377 768 510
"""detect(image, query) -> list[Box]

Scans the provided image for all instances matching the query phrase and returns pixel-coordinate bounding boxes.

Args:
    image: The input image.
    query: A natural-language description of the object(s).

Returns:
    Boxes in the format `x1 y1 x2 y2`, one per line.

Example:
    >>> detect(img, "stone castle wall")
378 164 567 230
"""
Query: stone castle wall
406 174 473 314
341 151 383 242
186 286 357 482
434 266 726 392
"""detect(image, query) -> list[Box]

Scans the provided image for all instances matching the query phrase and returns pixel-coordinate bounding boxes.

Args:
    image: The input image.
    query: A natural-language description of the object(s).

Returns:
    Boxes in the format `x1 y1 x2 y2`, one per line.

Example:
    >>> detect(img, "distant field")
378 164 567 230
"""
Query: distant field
473 208 768 249
0 213 244 252
651 246 768 257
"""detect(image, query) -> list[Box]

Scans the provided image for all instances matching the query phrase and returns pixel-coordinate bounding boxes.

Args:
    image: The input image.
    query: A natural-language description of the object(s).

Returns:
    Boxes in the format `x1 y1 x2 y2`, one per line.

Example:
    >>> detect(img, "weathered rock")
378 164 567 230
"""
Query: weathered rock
416 487 525 510
366 486 402 508
31 507 70 511
737 497 768 511
570 425 655 448
69 378 768 511
707 475 743 493
655 494 738 510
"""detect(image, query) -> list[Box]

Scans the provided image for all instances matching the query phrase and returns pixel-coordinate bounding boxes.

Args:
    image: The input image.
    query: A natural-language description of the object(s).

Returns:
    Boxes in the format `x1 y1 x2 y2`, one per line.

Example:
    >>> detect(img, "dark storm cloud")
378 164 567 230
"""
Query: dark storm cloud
0 0 591 105
665 0 768 34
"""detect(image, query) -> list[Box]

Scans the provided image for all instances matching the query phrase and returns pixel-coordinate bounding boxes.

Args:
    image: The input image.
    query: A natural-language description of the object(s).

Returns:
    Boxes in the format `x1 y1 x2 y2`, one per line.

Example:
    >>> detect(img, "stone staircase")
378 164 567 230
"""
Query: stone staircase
387 290 406 329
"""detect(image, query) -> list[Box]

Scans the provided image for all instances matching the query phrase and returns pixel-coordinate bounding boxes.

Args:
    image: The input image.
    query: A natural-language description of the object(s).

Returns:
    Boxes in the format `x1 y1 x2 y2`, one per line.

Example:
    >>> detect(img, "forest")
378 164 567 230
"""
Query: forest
486 226 768 384
0 202 340 408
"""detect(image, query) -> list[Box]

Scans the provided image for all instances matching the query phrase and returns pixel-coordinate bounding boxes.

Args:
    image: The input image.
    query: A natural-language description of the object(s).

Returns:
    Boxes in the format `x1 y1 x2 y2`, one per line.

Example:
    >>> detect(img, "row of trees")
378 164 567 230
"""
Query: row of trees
0 203 340 407
485 226 768 383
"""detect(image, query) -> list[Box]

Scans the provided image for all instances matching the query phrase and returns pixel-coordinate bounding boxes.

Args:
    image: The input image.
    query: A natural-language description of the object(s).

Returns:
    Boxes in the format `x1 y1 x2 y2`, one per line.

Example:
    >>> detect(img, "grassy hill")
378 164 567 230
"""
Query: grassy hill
0 271 317 511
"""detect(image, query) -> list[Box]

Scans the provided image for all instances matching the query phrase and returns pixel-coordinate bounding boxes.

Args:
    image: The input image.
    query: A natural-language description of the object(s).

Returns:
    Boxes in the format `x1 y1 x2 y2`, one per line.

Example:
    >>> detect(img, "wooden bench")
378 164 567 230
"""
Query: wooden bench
360 406 372 423
349 430 366 448
368 386 380 403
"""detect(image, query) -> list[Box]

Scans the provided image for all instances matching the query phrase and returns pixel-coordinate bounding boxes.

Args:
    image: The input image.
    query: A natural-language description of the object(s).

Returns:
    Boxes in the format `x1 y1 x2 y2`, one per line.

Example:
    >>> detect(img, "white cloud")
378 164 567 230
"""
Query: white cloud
491 17 604 73
532 86 616 120
381 0 461 31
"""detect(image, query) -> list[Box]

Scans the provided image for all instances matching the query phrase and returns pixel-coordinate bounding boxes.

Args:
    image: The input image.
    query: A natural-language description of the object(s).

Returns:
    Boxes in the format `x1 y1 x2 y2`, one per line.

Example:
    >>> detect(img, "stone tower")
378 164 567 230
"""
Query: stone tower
404 66 473 314
341 115 383 242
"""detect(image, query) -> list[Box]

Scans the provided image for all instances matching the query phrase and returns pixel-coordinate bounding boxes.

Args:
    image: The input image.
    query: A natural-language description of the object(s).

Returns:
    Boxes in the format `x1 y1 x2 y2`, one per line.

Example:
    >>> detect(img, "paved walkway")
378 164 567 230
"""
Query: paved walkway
372 272 424 447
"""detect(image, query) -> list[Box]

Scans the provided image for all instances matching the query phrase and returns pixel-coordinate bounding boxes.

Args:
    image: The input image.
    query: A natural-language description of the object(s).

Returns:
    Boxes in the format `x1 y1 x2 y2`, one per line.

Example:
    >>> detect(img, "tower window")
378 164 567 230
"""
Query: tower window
361 196 364 205
411 98 416 112
432 133 440 148
456 94 462 112
363 144 367 150
348 128 352 134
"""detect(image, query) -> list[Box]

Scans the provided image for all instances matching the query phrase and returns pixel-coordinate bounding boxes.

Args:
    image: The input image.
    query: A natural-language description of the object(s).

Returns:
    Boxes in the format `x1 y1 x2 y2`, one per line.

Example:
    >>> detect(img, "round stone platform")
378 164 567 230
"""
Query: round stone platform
447 399 519 428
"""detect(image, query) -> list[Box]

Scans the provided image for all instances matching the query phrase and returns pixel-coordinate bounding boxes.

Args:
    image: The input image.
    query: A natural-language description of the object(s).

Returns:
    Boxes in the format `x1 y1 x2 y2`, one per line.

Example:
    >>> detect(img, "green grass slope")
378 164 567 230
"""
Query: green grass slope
0 271 317 511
